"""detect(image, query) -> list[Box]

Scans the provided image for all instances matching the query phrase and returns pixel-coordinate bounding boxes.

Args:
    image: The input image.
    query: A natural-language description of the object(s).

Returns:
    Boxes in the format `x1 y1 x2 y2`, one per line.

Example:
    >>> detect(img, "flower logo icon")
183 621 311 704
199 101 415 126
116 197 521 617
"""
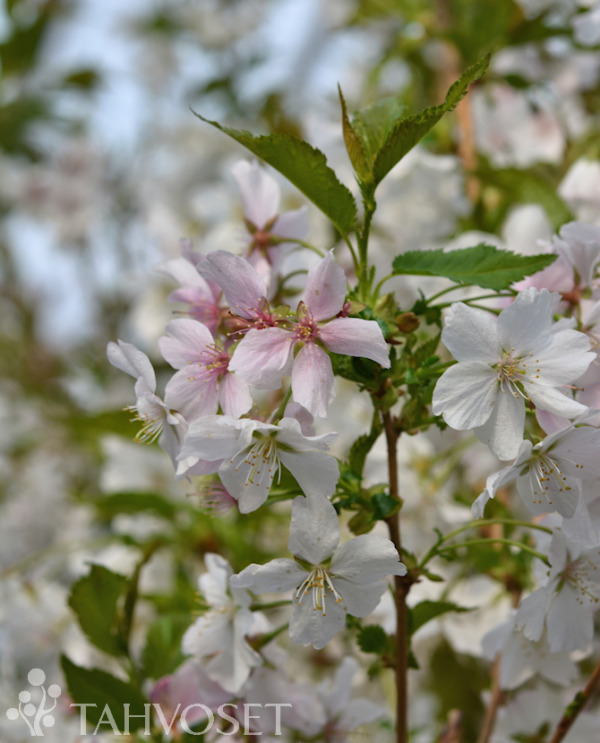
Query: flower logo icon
6 669 62 736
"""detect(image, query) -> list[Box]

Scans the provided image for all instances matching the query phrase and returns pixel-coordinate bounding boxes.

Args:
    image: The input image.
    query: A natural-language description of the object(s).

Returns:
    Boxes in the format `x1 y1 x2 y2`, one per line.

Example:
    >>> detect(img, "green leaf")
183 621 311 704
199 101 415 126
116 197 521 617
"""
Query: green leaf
348 413 382 477
371 55 490 185
357 624 388 654
392 244 557 291
408 600 471 637
61 656 147 733
352 96 407 164
339 86 371 184
194 115 357 236
68 565 127 657
141 615 190 679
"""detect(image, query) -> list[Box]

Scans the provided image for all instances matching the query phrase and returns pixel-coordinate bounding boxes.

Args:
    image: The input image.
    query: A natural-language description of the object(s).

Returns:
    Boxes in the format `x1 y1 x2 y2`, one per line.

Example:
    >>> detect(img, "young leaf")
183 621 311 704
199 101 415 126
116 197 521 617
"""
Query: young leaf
61 656 147 732
338 85 371 184
372 55 490 185
194 114 357 236
408 600 471 637
352 95 407 164
141 615 190 680
392 244 557 291
68 565 127 657
357 624 389 654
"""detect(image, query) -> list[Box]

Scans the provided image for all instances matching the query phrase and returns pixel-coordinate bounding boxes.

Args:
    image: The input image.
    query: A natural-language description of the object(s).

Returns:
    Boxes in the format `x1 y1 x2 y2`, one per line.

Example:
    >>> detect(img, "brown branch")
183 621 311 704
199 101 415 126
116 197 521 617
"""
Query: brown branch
382 411 410 743
549 656 600 743
476 655 505 743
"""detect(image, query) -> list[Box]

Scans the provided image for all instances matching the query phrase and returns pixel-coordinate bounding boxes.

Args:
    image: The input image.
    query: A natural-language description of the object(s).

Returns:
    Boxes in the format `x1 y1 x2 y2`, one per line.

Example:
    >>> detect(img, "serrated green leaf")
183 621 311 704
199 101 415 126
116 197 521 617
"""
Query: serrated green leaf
194 114 357 235
352 96 407 164
61 656 147 732
339 86 371 183
409 600 471 637
68 565 127 657
357 624 388 654
348 413 382 477
141 615 190 679
392 244 557 291
372 55 490 185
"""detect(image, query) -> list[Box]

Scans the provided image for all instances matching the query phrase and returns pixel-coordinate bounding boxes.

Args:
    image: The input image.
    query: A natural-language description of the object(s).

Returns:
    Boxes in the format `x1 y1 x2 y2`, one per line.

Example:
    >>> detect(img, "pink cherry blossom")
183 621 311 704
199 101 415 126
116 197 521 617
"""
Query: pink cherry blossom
155 239 221 334
232 160 308 284
159 318 252 420
228 251 390 417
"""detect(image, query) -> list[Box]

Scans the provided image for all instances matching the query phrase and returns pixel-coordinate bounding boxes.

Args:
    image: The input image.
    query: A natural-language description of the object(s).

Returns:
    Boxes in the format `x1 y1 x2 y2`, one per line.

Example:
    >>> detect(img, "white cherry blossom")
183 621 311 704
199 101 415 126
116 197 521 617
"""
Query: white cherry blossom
230 496 406 649
176 415 339 513
181 553 267 693
473 419 600 519
432 288 594 460
515 530 600 652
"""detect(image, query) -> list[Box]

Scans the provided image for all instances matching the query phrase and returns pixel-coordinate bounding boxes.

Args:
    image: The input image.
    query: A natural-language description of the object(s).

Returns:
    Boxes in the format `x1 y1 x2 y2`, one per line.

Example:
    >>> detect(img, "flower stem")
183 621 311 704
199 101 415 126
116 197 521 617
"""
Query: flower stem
382 410 409 743
435 538 550 566
548 655 600 743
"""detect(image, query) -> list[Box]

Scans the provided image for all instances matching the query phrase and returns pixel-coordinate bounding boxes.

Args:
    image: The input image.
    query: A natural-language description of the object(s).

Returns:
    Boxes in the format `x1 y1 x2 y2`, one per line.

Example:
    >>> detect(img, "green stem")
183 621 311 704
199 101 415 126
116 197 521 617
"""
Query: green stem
426 285 516 304
253 622 289 650
435 538 550 566
357 193 376 300
432 293 515 310
271 386 293 423
250 600 292 611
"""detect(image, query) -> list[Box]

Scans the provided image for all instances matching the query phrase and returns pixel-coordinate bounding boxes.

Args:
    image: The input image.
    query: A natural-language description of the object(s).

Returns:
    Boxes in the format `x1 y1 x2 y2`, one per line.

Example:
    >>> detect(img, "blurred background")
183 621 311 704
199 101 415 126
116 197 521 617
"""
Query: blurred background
2 0 600 740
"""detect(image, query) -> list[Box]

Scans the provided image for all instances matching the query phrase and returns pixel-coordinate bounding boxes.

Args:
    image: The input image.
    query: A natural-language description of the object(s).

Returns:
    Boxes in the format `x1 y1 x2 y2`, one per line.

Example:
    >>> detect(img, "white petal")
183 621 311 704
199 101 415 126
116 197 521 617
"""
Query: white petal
200 553 233 607
546 586 594 652
303 251 346 321
279 448 339 499
319 318 390 368
473 388 525 460
164 366 219 421
497 287 559 353
527 384 588 419
515 588 552 643
331 577 389 617
107 340 156 391
331 534 406 581
432 362 497 429
230 558 306 594
524 328 593 385
289 593 346 649
288 495 340 565
441 303 499 363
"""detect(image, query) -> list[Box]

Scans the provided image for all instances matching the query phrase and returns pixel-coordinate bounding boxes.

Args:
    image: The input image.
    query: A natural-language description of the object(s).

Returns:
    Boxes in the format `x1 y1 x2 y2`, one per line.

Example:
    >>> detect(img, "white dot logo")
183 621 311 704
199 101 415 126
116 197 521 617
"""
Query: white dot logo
5 668 62 736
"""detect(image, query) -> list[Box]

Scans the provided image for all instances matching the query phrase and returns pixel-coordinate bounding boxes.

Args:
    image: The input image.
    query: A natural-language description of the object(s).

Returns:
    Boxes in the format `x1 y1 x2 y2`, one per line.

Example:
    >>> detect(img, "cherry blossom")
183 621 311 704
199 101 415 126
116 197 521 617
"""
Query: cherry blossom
159 318 252 421
181 553 268 693
432 287 594 460
515 530 600 652
472 419 600 519
232 160 308 284
229 251 390 416
230 496 406 649
107 339 183 464
155 239 221 334
176 415 339 512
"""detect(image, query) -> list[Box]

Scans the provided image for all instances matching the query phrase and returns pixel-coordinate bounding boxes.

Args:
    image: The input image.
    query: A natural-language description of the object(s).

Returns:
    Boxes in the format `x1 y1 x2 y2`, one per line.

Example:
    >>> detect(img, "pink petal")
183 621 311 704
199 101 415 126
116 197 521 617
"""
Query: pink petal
319 317 390 367
272 206 309 242
231 160 280 227
218 372 253 418
159 318 215 369
291 343 334 418
196 251 267 320
229 328 294 388
164 367 219 421
304 251 346 321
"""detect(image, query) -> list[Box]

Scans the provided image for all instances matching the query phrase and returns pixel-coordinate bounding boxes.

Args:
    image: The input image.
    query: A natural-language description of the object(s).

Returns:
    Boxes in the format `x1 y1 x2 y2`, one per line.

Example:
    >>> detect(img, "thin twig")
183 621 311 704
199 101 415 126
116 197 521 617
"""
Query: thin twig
382 410 409 743
476 655 504 743
549 656 600 743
